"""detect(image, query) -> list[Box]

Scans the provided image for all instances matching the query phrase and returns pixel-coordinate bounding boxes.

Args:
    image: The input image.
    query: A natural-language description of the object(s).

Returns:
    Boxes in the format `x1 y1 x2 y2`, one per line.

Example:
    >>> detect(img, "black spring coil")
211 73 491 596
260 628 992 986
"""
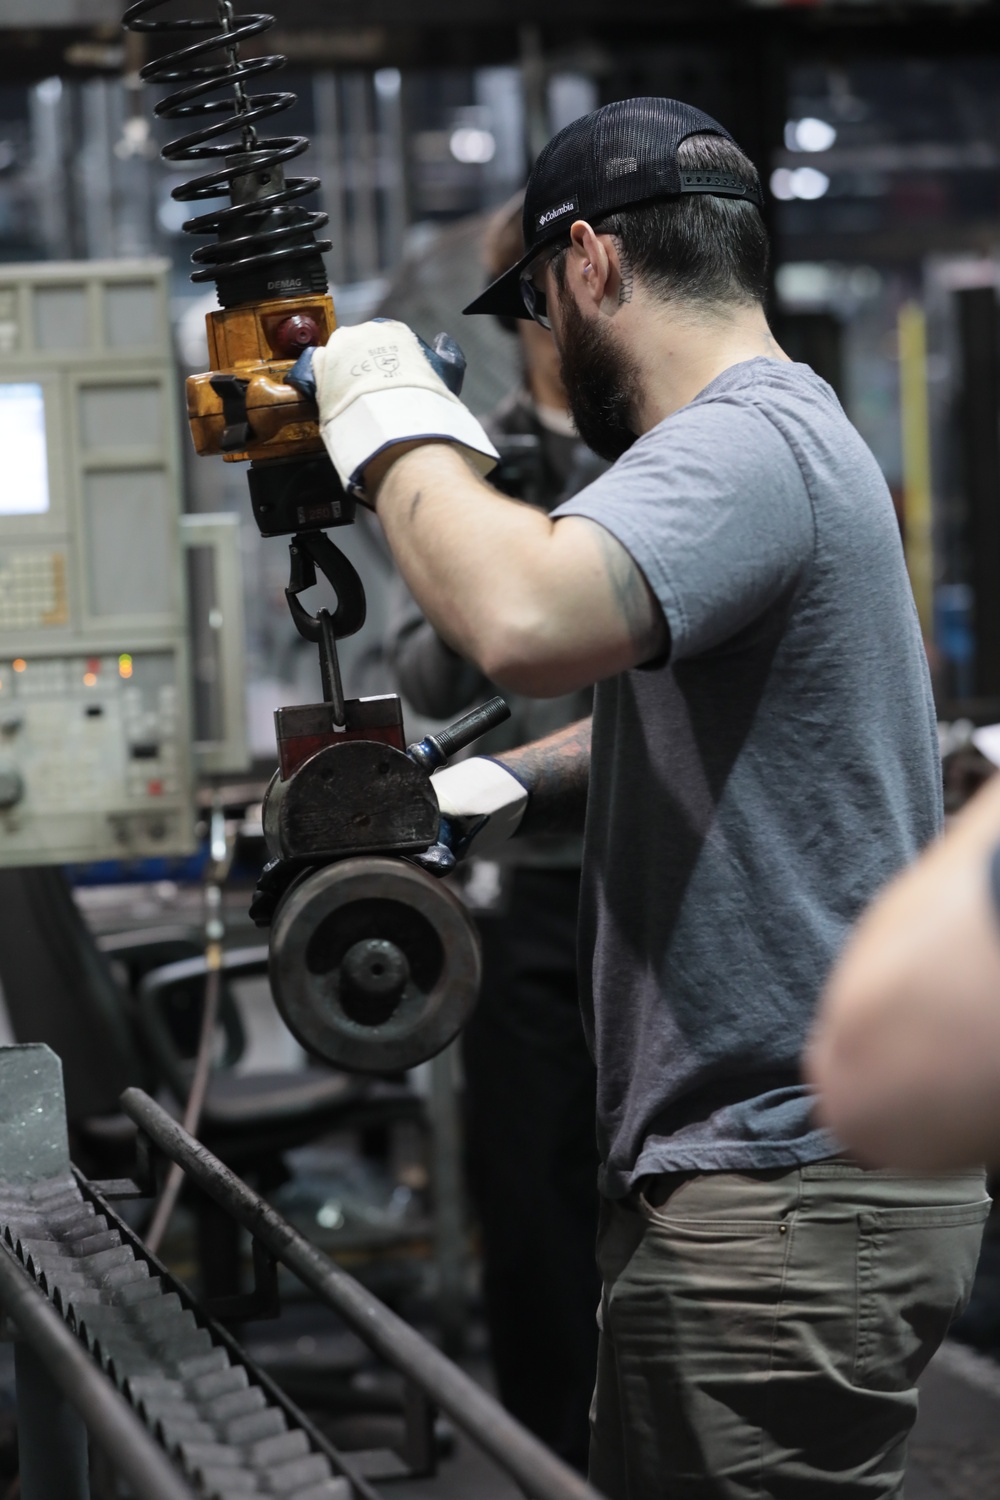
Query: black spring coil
122 0 331 283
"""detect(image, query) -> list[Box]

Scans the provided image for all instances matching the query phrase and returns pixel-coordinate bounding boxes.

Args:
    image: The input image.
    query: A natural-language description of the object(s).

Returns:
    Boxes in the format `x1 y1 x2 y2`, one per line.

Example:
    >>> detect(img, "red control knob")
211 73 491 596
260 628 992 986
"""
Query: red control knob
271 314 323 359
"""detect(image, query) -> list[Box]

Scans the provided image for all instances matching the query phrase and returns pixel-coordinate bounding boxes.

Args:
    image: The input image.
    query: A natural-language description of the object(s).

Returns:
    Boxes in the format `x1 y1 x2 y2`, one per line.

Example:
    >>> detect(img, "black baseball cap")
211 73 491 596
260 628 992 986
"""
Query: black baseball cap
463 96 764 321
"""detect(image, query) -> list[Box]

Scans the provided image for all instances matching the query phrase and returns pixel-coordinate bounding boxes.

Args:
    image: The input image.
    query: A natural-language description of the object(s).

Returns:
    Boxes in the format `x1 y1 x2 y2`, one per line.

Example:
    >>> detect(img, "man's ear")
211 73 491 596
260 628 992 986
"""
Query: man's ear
568 220 620 311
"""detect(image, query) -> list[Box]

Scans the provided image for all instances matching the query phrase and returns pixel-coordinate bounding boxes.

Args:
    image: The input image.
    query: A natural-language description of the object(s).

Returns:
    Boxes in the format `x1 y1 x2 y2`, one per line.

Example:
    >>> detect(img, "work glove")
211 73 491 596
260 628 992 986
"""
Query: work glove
428 756 529 864
290 319 499 500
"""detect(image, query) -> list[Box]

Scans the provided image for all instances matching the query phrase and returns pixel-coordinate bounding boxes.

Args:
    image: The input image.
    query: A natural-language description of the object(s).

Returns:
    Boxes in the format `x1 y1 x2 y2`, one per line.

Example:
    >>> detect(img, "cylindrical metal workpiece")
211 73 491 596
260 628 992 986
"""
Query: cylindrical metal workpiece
268 855 481 1071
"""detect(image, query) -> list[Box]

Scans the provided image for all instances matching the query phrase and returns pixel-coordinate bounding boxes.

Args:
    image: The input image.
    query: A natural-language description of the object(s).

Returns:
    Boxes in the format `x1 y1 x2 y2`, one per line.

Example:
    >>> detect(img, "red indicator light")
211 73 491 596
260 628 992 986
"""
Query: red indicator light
147 779 163 797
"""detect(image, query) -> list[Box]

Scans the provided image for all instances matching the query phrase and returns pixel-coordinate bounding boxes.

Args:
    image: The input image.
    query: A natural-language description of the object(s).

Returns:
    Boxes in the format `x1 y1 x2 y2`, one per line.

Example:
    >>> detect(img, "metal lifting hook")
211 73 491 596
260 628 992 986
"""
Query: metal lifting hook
285 531 367 725
284 531 367 645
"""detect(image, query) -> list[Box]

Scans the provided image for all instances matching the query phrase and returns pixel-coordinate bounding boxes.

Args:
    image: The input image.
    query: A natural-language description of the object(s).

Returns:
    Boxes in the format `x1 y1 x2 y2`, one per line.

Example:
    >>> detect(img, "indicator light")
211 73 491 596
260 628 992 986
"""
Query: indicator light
119 653 134 680
83 672 98 687
12 660 26 673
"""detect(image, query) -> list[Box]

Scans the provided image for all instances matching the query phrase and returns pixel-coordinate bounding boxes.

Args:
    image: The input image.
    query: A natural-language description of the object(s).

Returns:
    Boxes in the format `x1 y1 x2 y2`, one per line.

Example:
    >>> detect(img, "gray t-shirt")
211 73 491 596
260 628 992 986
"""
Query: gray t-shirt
553 358 942 1198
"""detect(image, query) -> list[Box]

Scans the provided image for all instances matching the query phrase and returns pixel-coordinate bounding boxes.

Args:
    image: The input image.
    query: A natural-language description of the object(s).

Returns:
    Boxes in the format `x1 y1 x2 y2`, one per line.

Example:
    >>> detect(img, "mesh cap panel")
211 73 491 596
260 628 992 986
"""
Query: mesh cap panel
464 96 762 321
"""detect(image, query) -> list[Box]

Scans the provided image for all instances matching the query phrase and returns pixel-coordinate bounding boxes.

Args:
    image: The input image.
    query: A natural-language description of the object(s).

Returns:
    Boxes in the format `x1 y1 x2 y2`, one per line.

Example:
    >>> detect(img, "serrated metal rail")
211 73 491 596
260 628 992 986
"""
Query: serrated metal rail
0 1173 350 1500
122 1088 602 1500
0 1046 602 1500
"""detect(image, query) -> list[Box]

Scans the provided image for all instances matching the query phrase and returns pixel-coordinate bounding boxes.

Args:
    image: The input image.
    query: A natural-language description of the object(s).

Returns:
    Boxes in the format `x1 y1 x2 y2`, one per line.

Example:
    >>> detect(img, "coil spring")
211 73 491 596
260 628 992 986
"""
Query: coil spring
122 0 331 285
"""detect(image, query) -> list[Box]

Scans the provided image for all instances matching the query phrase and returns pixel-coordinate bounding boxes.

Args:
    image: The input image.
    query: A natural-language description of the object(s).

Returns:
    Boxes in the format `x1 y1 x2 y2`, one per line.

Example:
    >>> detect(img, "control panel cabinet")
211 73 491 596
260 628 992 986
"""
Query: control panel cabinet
0 261 196 865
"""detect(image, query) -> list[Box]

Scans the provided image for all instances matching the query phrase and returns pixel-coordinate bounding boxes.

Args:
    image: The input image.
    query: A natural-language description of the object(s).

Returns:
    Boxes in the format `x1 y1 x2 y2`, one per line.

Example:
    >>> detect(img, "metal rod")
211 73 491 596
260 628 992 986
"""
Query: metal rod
428 1044 467 1357
76 1172 385 1500
318 606 347 725
144 960 221 1254
433 696 510 761
0 1239 196 1500
407 697 512 774
15 1341 90 1500
121 1088 604 1500
147 808 232 1255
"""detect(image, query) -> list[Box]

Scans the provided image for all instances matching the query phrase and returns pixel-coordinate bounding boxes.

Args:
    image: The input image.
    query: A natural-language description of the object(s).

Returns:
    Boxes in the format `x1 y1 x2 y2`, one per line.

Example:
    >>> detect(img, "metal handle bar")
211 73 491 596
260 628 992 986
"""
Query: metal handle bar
120 1086 605 1500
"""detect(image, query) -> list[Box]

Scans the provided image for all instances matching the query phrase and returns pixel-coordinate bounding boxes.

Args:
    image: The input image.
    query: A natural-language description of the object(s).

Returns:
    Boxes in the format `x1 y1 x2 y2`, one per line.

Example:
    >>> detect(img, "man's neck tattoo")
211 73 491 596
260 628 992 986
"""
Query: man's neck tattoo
616 240 634 307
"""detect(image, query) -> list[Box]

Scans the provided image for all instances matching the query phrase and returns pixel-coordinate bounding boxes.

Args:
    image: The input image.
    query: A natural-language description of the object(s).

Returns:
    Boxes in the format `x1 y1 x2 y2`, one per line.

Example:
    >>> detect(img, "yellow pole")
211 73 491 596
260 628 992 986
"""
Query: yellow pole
898 301 934 637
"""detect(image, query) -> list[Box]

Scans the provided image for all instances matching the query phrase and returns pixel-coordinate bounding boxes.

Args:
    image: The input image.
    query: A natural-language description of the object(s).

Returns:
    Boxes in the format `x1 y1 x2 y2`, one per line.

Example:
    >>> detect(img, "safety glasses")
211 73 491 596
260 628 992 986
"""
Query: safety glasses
519 245 563 330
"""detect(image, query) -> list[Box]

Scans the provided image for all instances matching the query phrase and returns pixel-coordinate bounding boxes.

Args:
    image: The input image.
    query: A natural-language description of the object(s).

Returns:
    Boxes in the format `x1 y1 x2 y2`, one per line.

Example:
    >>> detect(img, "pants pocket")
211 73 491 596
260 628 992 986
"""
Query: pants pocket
617 1205 793 1384
853 1197 991 1392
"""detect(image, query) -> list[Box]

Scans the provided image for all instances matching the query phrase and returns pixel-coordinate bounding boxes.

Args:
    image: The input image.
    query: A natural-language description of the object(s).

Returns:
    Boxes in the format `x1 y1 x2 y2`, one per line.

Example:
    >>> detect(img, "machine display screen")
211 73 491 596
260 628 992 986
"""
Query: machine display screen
0 383 50 517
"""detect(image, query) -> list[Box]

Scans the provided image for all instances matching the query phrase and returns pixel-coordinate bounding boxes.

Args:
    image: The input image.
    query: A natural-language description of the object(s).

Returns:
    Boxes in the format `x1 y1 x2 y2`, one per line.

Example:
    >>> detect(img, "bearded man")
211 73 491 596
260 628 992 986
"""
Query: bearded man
307 99 989 1499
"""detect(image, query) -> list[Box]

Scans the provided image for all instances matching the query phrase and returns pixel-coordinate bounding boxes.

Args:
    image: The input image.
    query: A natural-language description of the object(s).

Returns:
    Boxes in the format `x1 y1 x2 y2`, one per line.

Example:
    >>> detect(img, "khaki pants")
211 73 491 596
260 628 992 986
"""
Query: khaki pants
590 1163 990 1499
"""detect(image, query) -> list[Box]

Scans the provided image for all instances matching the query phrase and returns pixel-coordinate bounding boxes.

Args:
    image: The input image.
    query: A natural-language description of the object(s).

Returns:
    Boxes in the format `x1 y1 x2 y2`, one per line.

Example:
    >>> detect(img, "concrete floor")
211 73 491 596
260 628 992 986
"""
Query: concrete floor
392 1435 521 1500
907 1342 1000 1499
387 1338 1000 1499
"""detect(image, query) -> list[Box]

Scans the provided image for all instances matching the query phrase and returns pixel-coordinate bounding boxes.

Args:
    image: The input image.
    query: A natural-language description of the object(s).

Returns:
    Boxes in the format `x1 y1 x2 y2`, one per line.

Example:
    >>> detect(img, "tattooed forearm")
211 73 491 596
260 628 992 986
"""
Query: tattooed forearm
495 717 591 837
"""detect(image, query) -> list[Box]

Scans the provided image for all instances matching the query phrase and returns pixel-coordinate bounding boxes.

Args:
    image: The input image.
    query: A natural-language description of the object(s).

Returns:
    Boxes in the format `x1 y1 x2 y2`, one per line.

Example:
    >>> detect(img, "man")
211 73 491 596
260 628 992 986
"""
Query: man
385 194 604 1471
308 98 990 1497
809 765 1000 1170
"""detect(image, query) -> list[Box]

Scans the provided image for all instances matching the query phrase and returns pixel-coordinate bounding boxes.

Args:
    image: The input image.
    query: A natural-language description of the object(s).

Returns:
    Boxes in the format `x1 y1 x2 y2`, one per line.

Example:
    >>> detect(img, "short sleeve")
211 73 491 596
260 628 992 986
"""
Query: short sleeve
552 399 814 660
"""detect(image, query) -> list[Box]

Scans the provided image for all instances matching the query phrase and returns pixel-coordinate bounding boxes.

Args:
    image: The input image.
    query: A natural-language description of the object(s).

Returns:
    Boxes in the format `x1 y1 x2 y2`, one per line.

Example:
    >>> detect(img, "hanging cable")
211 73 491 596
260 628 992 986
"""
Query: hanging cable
146 804 232 1256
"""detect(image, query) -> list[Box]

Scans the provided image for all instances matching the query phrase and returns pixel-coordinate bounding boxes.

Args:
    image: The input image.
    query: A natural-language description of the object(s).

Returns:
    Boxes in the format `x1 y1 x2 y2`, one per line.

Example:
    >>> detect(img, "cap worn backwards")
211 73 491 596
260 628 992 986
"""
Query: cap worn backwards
464 96 763 322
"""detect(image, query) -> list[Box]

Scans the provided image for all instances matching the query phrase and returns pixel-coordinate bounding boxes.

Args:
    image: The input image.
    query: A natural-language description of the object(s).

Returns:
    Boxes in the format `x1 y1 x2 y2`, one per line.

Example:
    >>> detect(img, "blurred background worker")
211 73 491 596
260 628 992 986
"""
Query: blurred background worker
384 194 606 1471
809 763 1000 1171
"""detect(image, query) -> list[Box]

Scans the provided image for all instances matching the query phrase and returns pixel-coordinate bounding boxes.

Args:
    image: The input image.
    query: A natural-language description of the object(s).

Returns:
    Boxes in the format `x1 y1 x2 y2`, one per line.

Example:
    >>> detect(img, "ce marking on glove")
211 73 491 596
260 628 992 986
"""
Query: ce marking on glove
350 346 402 379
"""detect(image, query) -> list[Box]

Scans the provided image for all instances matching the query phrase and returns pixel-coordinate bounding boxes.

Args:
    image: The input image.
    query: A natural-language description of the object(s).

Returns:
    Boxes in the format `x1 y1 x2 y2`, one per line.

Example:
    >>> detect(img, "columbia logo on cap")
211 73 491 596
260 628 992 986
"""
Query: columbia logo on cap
536 199 577 230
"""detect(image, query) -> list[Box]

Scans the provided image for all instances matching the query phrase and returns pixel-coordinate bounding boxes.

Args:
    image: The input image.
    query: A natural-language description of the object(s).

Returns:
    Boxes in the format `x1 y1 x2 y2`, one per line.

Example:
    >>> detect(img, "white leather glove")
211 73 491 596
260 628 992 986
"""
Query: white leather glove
431 756 529 860
309 320 499 497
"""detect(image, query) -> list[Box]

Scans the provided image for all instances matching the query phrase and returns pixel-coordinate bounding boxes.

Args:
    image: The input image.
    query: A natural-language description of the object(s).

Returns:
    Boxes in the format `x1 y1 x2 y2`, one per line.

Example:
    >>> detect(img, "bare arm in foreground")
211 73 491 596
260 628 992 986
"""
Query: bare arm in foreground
369 444 667 698
807 772 1000 1168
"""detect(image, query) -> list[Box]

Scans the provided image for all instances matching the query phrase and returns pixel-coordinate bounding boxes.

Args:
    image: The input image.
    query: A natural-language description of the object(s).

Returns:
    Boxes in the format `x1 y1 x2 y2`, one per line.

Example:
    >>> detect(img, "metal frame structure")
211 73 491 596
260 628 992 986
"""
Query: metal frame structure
0 1044 603 1500
0 1241 196 1500
119 1086 600 1500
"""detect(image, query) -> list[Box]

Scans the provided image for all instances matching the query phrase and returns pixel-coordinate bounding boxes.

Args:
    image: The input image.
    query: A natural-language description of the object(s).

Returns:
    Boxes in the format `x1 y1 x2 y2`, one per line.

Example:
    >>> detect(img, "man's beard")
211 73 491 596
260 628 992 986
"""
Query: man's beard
556 291 641 462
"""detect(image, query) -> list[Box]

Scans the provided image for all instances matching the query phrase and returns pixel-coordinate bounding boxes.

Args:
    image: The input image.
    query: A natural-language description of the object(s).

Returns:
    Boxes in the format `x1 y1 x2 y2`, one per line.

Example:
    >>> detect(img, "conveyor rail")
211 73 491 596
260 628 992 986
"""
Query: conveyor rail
0 1045 605 1500
121 1086 601 1500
